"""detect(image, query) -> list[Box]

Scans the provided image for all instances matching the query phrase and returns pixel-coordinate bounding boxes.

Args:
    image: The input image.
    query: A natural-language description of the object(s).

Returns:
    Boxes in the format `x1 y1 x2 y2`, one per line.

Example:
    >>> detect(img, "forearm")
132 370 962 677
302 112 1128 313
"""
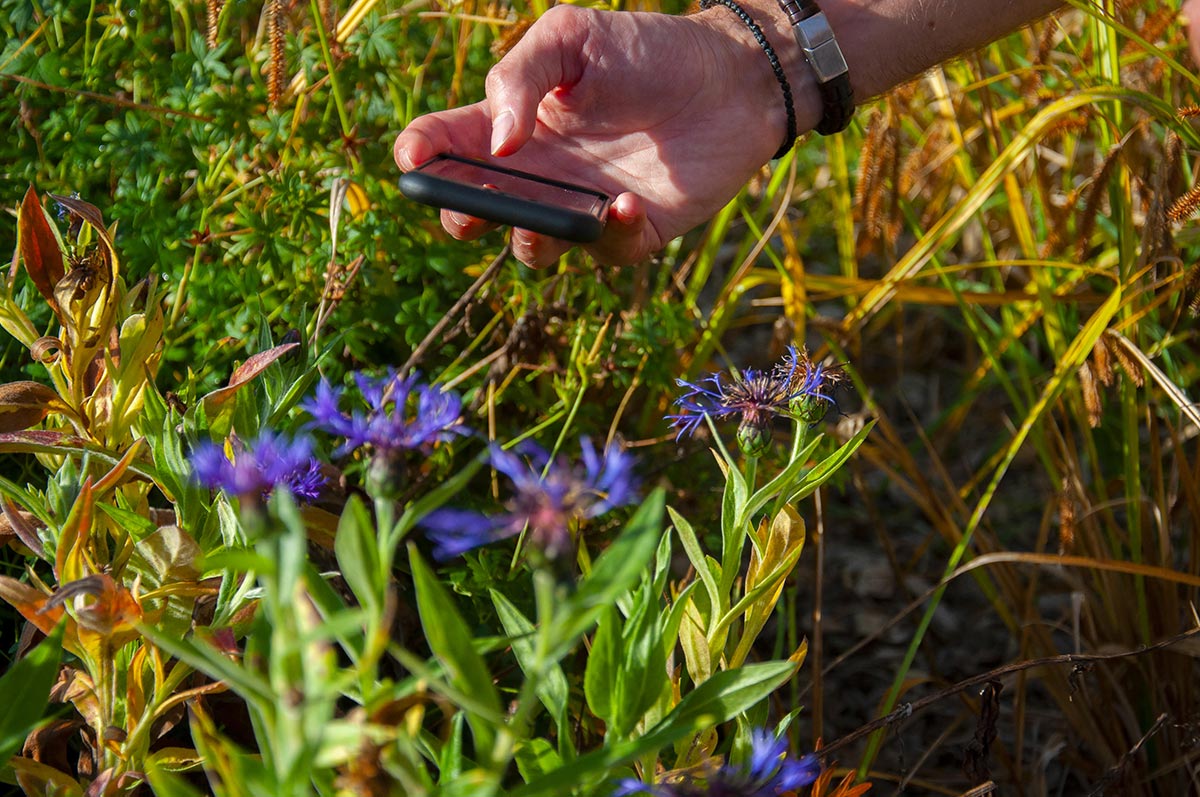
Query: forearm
827 0 1065 97
699 0 1065 152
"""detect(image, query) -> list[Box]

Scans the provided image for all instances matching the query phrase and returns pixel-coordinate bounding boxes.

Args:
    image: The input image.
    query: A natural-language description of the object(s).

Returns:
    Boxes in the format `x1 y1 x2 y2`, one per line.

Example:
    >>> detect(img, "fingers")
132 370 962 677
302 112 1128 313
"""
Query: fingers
587 193 654 267
441 210 498 241
484 5 590 156
510 193 654 268
510 228 571 267
1185 0 1200 66
394 103 492 171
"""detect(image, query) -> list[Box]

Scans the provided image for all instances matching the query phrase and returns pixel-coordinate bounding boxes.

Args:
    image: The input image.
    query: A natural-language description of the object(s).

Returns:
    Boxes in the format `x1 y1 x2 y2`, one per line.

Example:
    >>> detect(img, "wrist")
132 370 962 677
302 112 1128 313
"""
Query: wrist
692 0 822 160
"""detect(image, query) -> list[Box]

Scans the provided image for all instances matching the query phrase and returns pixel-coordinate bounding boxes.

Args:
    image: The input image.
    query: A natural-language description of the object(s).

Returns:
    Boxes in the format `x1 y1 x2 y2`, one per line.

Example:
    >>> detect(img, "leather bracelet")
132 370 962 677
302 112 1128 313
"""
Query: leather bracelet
776 0 854 135
699 0 798 159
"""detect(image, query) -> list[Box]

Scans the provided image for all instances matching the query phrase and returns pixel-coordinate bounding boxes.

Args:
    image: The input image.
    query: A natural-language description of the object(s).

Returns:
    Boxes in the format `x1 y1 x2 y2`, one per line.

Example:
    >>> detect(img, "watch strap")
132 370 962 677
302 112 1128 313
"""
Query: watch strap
777 0 855 135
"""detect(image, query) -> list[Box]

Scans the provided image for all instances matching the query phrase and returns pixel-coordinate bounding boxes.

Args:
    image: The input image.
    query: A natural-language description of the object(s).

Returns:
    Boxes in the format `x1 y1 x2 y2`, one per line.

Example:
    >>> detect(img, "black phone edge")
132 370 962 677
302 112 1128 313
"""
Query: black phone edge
398 171 606 244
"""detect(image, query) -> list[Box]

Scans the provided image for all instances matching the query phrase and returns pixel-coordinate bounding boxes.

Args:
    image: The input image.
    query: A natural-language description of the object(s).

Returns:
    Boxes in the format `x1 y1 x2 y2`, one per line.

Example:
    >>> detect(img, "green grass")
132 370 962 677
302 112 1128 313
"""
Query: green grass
1 0 1199 794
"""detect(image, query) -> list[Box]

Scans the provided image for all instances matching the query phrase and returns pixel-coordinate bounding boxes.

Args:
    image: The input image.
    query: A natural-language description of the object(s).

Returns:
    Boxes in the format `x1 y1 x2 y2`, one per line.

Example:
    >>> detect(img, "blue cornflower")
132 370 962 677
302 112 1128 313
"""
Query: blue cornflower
667 347 842 456
191 430 326 503
421 438 637 561
302 369 469 457
613 728 820 797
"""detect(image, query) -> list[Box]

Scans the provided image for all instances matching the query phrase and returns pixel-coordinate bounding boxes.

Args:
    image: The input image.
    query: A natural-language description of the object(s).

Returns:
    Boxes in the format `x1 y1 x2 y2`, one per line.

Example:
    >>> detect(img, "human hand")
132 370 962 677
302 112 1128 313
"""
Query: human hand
1185 0 1200 66
394 4 816 267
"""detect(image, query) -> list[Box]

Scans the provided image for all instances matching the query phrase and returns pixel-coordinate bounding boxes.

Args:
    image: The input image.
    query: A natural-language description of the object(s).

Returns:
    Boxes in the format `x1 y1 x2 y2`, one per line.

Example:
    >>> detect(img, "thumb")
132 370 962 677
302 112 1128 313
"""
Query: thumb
484 5 590 156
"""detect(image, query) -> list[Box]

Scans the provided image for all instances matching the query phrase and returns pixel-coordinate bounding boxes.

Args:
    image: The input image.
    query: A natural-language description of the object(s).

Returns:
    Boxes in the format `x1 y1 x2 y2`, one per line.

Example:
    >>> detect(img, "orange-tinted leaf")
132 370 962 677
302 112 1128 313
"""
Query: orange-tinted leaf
201 342 299 412
0 381 70 433
10 755 85 797
92 438 145 493
55 480 94 585
0 576 63 636
46 574 143 639
17 186 64 311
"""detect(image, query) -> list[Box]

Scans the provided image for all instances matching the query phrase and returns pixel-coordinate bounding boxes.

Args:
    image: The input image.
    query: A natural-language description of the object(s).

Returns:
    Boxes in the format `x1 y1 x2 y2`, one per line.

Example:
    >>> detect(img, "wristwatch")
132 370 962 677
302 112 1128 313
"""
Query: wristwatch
776 0 855 134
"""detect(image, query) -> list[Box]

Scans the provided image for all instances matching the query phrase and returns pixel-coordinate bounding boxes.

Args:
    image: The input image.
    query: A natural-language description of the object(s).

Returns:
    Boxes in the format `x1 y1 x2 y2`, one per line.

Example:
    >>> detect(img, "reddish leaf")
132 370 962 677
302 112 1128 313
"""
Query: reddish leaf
201 342 299 412
0 431 79 455
1 499 45 558
17 186 65 311
48 193 114 254
0 380 69 433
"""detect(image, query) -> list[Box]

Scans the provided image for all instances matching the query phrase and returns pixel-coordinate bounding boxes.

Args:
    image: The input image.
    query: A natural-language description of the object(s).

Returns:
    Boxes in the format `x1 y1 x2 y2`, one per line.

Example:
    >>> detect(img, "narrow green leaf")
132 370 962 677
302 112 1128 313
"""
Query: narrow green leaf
741 434 822 523
0 620 64 765
784 421 875 505
668 506 721 626
514 738 564 784
491 588 574 750
512 660 796 797
334 495 381 613
547 489 665 660
409 546 502 763
583 604 621 728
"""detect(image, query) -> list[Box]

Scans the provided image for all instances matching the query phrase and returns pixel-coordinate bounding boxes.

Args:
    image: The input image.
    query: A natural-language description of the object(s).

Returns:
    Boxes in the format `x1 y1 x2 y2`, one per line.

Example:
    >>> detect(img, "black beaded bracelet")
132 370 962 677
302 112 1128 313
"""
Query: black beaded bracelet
699 0 797 160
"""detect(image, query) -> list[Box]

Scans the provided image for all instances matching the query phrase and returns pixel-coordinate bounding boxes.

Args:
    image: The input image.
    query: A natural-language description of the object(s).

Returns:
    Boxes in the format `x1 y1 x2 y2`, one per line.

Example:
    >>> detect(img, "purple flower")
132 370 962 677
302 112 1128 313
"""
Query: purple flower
667 347 843 455
612 728 820 797
191 430 326 503
302 369 468 457
421 438 637 561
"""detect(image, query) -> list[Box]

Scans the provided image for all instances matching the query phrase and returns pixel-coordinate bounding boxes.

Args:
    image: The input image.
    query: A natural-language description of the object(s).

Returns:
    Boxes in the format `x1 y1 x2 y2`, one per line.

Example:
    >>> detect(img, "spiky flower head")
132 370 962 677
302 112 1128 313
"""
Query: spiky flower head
191 430 325 504
302 369 469 458
421 438 637 562
778 347 845 425
667 346 843 455
613 727 820 797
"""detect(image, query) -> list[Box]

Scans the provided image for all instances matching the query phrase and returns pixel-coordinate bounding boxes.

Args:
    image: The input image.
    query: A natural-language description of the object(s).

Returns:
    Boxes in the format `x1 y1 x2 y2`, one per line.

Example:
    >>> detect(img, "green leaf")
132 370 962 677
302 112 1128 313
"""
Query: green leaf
0 620 64 766
512 660 796 797
491 589 573 753
784 420 875 505
741 434 822 525
514 738 564 784
547 488 665 661
583 604 620 728
409 545 503 765
668 506 721 630
613 579 667 737
334 495 382 614
138 624 273 708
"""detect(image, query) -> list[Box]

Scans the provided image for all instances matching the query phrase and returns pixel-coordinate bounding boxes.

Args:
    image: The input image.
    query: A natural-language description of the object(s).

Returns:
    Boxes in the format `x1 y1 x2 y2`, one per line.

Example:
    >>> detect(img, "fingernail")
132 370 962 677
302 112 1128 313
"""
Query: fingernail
491 111 515 155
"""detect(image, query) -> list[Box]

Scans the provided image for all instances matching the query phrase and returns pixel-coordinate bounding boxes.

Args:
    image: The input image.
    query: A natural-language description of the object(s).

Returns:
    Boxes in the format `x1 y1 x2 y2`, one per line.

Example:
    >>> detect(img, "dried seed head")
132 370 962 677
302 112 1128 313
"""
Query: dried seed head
206 0 224 49
1167 183 1200 224
1091 337 1113 387
1076 143 1125 262
267 0 286 107
492 18 533 58
1105 333 1145 388
1058 477 1076 555
1078 361 1102 428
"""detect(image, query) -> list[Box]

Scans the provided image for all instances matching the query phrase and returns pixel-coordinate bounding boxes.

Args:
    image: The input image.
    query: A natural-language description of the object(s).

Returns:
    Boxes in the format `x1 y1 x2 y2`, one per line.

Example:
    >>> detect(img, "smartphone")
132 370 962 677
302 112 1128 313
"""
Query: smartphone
398 154 611 243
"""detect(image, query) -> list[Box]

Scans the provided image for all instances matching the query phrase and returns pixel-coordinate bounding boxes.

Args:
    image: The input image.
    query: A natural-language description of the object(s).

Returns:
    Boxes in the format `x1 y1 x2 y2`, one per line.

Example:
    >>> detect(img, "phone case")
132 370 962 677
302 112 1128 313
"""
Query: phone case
399 159 608 243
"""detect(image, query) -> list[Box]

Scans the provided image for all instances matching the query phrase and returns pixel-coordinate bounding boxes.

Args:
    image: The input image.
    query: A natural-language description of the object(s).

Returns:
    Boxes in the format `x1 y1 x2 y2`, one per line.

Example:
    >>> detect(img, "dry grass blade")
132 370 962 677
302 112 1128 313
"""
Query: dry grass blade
1104 330 1200 434
841 88 1143 339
